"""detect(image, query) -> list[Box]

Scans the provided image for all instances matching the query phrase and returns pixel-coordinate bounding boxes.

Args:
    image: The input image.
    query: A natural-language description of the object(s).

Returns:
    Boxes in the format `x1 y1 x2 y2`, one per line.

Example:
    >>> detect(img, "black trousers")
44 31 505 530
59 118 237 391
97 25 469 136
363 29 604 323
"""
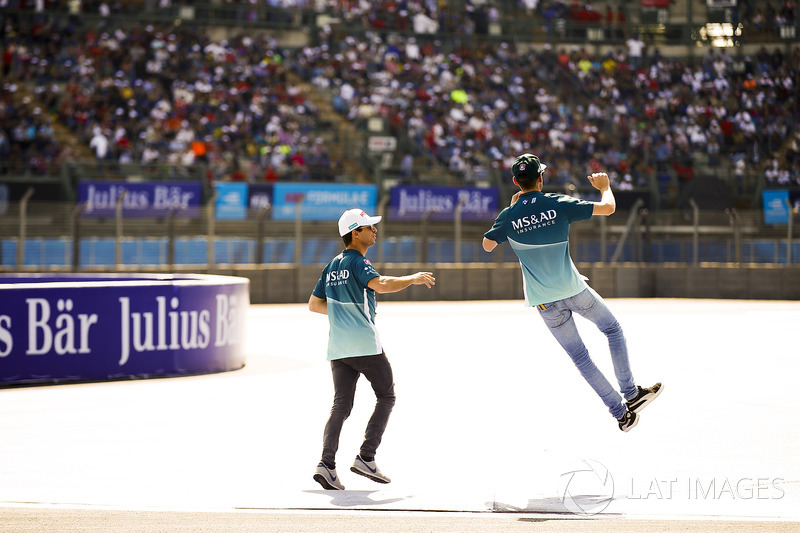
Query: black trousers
321 353 396 469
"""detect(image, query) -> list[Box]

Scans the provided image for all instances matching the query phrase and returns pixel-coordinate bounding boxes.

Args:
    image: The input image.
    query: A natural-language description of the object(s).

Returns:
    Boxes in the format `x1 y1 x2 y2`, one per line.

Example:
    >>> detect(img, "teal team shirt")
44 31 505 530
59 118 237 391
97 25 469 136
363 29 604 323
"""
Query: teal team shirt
313 248 382 360
484 190 594 306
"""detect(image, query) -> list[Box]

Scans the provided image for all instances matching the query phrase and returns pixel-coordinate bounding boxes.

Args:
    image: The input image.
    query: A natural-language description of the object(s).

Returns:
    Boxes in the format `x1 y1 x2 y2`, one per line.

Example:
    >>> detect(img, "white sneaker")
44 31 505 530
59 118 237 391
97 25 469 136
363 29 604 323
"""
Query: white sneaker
313 462 344 490
350 455 391 484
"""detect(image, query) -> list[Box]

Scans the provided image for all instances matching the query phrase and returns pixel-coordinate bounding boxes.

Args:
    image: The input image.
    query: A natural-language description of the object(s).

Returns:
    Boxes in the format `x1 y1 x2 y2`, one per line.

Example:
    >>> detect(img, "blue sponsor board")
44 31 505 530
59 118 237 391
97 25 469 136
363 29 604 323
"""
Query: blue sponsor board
0 274 248 385
389 185 499 220
762 190 790 225
77 181 202 218
272 183 378 221
214 182 248 220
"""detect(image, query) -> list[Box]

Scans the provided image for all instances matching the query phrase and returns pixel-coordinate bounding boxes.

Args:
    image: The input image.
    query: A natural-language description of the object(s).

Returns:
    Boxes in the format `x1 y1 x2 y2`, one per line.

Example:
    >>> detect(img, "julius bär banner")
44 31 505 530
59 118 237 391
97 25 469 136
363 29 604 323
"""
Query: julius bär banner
0 274 248 385
77 181 203 218
388 185 499 221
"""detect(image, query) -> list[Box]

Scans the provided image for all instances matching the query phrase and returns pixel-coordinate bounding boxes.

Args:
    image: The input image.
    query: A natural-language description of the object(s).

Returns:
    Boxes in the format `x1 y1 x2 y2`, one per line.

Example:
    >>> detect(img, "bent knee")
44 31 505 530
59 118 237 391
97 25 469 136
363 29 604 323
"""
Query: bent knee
377 390 396 406
330 402 354 418
600 321 623 336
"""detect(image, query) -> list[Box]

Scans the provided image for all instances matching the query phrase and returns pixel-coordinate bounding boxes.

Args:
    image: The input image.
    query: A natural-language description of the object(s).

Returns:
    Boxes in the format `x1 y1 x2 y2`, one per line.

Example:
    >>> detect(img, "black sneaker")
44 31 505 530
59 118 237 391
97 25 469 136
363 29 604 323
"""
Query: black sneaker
618 409 638 432
625 383 664 414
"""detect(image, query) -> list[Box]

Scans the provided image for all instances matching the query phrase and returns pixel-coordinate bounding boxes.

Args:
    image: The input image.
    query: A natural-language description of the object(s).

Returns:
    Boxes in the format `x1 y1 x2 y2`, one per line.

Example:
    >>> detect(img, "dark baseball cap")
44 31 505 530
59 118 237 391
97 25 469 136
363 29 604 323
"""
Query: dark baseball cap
511 153 547 180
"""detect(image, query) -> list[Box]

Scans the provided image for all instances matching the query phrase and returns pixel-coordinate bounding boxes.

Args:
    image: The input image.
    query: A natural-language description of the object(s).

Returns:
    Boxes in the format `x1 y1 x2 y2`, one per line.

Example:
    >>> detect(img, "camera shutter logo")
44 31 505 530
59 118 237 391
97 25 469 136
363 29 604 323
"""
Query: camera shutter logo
557 459 615 515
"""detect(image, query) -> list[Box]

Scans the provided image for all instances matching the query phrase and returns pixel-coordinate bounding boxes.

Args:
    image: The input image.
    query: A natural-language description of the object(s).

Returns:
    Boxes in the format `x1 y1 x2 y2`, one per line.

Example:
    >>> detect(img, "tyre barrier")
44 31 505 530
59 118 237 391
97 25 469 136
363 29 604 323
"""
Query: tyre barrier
0 273 249 386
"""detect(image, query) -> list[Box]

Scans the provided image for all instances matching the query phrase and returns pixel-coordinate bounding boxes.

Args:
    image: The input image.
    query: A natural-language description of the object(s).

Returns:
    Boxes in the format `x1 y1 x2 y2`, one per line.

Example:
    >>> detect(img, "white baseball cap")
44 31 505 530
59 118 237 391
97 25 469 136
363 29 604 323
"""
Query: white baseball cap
338 208 382 236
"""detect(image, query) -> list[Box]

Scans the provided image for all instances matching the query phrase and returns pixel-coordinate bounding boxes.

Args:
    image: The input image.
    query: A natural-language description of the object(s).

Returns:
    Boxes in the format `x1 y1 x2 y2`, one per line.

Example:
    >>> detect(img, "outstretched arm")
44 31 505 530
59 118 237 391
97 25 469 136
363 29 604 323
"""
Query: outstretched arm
368 272 436 294
588 172 616 216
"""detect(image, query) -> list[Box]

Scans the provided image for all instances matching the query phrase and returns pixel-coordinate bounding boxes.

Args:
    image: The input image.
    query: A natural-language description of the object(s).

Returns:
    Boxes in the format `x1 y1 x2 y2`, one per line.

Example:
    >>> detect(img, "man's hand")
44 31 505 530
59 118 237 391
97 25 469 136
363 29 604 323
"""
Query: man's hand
588 172 616 216
411 272 436 288
510 191 522 206
587 172 610 191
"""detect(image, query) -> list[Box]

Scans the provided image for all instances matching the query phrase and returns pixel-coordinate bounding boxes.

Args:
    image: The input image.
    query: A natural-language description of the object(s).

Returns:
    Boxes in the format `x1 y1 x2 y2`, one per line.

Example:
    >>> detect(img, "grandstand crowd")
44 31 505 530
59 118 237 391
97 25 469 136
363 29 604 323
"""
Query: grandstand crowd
1 1 799 198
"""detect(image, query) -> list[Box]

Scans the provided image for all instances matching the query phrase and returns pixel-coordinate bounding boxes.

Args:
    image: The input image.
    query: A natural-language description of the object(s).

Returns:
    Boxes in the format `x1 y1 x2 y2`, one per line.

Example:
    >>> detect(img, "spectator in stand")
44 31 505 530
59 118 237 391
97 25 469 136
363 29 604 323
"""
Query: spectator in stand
89 127 109 168
400 152 414 183
230 164 247 182
626 34 645 72
1 14 325 182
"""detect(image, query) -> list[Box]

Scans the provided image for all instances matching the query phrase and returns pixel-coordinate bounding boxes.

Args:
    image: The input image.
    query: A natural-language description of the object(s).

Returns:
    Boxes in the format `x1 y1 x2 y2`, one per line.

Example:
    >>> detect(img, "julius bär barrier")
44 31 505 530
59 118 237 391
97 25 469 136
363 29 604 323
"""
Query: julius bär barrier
0 274 249 385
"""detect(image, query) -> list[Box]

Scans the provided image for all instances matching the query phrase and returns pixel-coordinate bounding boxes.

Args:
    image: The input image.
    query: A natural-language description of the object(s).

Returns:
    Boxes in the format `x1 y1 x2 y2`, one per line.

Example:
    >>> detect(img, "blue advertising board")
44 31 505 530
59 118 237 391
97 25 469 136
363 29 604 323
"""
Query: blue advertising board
762 190 790 225
77 181 203 218
214 182 248 220
389 185 499 220
271 183 378 221
0 274 248 385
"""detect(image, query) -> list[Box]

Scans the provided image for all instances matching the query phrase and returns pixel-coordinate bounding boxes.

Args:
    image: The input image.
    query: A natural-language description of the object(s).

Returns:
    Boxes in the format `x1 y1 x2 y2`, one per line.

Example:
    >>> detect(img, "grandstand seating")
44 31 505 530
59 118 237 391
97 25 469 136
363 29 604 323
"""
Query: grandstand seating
0 0 798 212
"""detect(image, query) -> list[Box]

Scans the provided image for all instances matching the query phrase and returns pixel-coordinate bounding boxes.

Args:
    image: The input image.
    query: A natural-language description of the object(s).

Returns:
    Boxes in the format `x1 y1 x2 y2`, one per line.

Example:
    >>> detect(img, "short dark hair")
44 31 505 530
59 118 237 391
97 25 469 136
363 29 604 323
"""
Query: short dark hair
515 172 535 183
342 231 354 247
514 172 539 189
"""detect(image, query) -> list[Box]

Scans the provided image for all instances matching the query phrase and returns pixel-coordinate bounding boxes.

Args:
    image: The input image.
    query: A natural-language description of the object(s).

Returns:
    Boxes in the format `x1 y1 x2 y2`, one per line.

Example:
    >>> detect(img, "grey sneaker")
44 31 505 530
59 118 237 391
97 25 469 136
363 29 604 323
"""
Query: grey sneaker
617 409 638 432
626 383 664 414
350 455 391 484
313 462 344 490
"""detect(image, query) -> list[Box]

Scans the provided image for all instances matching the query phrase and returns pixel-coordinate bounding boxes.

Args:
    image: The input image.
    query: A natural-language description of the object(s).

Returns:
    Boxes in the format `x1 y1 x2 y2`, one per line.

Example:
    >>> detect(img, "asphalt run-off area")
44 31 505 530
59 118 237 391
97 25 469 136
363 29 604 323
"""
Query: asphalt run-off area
1 298 798 532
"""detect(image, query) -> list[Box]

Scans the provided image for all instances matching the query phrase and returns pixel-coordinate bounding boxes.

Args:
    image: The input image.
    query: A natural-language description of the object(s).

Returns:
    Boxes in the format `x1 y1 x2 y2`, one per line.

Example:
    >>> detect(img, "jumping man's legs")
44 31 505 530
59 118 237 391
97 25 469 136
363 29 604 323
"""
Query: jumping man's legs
537 293 627 420
569 288 637 401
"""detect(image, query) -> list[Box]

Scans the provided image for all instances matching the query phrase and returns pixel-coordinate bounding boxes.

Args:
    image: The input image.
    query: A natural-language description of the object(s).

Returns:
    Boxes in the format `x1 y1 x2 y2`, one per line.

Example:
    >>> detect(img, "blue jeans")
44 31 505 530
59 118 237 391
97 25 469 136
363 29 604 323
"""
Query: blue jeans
537 288 637 420
321 353 395 469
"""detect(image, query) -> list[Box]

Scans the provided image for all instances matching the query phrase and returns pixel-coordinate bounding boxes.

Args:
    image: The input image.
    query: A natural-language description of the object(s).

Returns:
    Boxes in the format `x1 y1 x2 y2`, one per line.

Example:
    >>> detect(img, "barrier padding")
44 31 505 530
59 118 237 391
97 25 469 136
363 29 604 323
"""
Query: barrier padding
0 273 249 386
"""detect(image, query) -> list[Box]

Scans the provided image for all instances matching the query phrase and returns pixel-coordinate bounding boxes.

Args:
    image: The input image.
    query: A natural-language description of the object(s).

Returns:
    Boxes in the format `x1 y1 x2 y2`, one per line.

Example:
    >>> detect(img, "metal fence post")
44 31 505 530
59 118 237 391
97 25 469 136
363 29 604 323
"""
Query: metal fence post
610 198 644 264
114 190 127 269
207 190 217 268
376 194 390 265
71 203 86 272
599 215 607 263
294 194 305 266
689 198 699 265
419 207 437 264
787 198 794 265
726 208 741 264
255 206 270 265
641 207 651 263
17 188 34 269
454 197 466 263
167 207 176 268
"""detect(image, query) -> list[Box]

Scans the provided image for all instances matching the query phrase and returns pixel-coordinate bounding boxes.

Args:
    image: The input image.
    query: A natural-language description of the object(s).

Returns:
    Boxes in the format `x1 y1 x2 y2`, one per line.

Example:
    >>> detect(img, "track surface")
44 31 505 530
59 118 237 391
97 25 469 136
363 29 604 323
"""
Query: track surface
2 299 798 531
